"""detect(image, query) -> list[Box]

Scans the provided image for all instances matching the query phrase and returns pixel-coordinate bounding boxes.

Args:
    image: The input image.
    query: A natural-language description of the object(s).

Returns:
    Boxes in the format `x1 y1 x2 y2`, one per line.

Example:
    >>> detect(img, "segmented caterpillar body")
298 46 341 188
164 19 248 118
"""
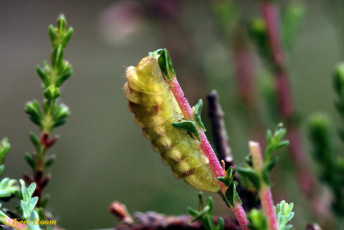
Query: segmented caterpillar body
124 56 220 192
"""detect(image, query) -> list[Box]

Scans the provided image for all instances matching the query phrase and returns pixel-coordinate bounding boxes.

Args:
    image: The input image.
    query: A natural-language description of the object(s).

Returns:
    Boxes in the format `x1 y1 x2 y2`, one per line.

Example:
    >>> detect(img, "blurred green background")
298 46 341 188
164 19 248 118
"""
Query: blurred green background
0 0 343 229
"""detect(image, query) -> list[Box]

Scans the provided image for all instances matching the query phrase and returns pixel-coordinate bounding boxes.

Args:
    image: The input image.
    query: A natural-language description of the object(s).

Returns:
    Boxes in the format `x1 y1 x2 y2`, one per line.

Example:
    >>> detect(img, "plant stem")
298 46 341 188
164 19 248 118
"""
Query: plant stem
260 0 317 199
206 90 233 168
249 141 278 230
168 77 249 230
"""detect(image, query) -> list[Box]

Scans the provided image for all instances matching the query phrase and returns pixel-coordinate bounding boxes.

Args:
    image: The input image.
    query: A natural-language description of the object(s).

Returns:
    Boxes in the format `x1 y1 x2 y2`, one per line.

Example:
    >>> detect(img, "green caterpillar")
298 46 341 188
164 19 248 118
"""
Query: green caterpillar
124 54 220 192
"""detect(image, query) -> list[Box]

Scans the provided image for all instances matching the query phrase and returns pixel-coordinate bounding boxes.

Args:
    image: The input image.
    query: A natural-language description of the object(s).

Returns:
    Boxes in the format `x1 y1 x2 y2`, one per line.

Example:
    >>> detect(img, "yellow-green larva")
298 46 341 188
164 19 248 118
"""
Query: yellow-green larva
124 56 220 192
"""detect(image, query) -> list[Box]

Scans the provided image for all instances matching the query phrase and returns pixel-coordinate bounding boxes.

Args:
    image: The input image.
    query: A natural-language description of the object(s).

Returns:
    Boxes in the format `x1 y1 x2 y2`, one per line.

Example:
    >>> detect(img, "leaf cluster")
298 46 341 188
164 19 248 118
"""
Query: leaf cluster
247 200 294 230
237 124 289 190
218 167 242 207
24 14 73 133
307 113 344 216
188 195 224 230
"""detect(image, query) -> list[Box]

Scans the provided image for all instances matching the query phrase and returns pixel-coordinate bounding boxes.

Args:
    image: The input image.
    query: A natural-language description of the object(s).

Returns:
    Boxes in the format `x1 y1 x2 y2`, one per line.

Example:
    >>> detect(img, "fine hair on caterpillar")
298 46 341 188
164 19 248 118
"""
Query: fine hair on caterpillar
124 55 220 192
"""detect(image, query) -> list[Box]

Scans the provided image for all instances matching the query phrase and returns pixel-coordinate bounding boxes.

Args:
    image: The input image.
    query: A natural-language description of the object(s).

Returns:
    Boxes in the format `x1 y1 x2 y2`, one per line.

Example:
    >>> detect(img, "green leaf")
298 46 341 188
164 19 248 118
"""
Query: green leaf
40 194 50 209
0 138 10 165
24 100 42 126
262 156 279 185
149 48 176 81
51 45 64 69
0 177 18 198
275 200 294 230
20 181 30 203
21 200 30 219
36 65 50 87
172 121 201 141
282 2 305 51
265 124 289 161
61 27 74 48
44 85 61 100
216 217 224 230
29 132 40 150
0 165 4 177
27 183 36 198
247 209 267 230
25 152 36 169
194 99 206 131
55 62 72 87
236 167 260 190
225 183 235 207
44 154 56 168
27 197 38 211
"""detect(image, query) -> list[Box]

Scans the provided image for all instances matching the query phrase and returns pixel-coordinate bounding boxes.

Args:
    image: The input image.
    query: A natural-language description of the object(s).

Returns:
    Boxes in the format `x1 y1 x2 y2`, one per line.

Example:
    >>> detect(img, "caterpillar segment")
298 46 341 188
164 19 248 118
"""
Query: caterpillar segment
125 56 220 192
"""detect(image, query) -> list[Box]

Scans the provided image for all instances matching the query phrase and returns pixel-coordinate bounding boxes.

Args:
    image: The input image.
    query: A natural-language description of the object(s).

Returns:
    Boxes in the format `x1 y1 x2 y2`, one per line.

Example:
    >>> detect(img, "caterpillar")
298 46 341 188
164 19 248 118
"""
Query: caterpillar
124 54 220 192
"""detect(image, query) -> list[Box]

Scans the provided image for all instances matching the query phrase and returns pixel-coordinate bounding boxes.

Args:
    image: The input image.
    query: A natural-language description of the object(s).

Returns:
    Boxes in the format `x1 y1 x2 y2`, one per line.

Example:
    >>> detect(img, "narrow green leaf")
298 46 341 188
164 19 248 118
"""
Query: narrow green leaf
44 154 56 168
27 183 36 198
29 132 40 149
40 194 50 209
25 152 36 169
36 65 50 87
27 197 38 211
149 48 176 80
262 156 279 185
61 27 74 48
225 183 235 207
194 99 206 131
236 167 260 190
172 121 201 141
216 217 224 230
0 165 4 177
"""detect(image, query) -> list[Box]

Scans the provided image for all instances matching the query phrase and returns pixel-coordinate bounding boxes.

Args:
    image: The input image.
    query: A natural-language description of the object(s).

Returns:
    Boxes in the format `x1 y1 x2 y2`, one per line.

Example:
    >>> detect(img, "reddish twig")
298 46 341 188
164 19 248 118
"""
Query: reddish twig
260 0 317 200
249 142 278 230
168 78 249 230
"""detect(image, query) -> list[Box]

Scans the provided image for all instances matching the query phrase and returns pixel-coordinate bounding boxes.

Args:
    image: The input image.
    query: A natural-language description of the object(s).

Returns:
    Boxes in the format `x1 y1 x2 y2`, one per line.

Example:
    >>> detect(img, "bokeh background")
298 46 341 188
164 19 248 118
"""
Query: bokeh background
0 0 343 229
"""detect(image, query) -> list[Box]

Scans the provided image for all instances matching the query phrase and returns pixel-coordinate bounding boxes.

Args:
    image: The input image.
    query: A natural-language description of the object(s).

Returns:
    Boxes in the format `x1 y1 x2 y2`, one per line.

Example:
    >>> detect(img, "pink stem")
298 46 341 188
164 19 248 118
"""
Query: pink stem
169 78 225 179
260 0 318 202
261 187 278 230
231 202 250 230
169 77 249 230
249 142 278 230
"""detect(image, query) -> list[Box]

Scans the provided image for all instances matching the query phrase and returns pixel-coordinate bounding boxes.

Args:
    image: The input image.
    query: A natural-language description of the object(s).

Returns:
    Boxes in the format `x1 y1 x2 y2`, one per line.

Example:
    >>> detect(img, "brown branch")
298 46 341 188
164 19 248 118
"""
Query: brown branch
206 90 233 168
114 211 240 230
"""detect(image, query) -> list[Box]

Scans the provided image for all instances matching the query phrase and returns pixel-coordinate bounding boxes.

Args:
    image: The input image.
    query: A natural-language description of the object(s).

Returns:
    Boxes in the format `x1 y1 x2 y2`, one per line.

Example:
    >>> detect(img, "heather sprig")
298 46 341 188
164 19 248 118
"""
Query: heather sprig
23 14 73 214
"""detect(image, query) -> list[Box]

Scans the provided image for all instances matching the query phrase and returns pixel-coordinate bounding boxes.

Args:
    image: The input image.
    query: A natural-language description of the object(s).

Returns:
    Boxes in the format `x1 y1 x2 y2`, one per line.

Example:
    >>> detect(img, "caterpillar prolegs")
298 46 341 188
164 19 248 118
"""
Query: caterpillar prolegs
124 54 220 192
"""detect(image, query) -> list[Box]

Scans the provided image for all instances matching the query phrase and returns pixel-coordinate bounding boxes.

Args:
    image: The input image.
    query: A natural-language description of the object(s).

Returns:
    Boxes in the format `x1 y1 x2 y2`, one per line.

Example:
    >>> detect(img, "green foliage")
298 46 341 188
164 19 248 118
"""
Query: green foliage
275 200 294 230
0 139 19 198
25 14 73 133
211 0 238 37
265 123 289 162
238 124 289 188
194 99 206 131
149 48 176 80
307 113 344 216
0 178 18 198
188 194 224 230
247 209 267 230
172 121 201 141
249 18 271 66
247 200 294 230
22 15 73 213
19 180 41 230
0 139 10 165
334 63 344 141
218 166 242 207
236 167 260 190
281 2 305 51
